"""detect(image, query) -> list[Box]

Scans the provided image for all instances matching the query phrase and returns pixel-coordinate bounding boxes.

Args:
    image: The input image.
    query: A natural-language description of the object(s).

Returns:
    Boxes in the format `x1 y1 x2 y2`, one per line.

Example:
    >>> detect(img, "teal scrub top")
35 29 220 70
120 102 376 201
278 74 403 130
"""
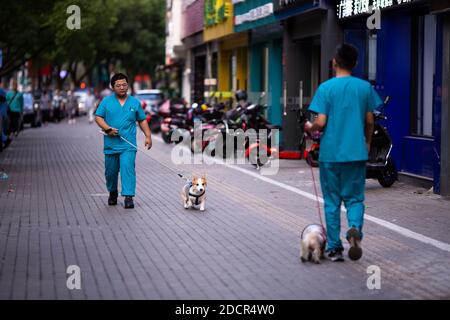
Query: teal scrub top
95 94 146 154
6 91 24 113
308 76 383 163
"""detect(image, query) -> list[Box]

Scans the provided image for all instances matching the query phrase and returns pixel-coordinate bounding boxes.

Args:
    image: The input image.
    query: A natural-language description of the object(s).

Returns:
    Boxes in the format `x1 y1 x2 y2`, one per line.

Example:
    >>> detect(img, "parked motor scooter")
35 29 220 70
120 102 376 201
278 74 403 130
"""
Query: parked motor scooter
367 96 397 187
242 92 281 168
160 98 188 144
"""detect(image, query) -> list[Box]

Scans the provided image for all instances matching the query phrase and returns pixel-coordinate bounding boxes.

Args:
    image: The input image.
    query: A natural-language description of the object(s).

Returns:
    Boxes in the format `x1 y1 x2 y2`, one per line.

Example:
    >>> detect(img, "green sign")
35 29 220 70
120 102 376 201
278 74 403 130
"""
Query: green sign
205 0 229 27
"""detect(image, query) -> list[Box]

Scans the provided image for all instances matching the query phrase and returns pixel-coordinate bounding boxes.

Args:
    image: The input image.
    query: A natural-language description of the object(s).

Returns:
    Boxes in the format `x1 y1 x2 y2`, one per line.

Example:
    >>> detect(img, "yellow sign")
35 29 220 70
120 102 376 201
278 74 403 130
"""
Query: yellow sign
205 0 231 27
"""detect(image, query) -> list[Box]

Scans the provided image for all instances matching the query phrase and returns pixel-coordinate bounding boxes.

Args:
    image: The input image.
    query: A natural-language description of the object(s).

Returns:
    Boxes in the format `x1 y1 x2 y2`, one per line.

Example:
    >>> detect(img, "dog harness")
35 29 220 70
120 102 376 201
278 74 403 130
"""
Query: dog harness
187 182 205 206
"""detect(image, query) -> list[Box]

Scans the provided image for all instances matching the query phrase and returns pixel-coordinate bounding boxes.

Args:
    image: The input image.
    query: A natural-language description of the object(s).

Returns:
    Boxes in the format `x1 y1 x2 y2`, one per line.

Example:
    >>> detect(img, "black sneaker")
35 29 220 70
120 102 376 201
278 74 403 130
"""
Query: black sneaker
124 196 134 209
108 191 118 206
327 249 344 262
347 228 363 261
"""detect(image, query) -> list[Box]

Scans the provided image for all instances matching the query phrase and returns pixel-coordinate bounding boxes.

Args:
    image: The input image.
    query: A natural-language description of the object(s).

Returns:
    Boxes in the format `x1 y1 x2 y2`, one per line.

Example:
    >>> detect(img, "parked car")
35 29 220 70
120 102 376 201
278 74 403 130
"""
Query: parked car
74 90 88 115
135 89 163 110
22 92 42 128
135 89 164 132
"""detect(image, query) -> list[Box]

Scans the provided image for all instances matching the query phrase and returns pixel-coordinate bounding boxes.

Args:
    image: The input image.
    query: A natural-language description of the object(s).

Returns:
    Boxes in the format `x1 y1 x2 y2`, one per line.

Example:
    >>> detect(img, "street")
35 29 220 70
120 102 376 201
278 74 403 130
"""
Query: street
0 118 449 300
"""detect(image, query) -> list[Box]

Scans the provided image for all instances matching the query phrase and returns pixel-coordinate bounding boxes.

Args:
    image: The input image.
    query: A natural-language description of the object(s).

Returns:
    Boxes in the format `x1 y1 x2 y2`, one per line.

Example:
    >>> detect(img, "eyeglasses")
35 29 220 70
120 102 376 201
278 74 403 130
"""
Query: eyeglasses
114 84 128 88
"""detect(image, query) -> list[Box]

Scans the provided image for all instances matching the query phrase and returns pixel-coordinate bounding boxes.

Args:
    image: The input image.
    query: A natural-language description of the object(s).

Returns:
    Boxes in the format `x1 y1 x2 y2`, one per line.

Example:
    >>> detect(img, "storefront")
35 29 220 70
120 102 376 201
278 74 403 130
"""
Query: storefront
337 0 449 194
275 0 342 153
430 0 450 196
203 0 249 102
234 0 283 128
182 0 207 104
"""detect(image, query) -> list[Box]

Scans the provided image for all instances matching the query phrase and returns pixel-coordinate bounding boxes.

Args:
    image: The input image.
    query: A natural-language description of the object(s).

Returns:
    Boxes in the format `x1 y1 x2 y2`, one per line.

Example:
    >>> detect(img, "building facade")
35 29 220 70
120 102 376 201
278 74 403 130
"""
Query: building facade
234 0 284 127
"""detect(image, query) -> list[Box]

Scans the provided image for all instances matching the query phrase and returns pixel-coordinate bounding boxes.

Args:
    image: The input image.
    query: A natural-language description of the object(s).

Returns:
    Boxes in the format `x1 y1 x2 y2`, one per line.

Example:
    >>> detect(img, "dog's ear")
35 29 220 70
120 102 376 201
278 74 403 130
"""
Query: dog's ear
202 174 207 185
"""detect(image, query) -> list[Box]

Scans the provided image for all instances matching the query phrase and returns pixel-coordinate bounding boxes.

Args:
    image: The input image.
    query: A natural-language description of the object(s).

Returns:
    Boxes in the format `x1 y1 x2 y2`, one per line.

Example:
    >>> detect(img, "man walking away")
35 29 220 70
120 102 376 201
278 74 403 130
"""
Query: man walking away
94 73 152 209
6 80 23 137
305 43 383 262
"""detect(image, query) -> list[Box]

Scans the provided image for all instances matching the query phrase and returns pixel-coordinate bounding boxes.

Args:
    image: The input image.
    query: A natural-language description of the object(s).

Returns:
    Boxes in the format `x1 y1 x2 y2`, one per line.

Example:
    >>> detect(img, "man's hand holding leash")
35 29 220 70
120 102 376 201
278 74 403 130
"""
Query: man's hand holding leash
106 127 119 137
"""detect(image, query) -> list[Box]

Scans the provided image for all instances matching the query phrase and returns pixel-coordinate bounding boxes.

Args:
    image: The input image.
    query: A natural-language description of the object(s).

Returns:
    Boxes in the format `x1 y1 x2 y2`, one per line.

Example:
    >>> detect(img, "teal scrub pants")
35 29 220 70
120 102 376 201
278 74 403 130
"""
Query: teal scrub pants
319 161 366 251
105 151 137 197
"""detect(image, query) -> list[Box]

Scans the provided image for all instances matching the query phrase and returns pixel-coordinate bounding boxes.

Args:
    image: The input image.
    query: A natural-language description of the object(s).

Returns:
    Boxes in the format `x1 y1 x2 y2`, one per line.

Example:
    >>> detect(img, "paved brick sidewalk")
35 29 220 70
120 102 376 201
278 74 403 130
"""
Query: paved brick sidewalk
0 118 449 299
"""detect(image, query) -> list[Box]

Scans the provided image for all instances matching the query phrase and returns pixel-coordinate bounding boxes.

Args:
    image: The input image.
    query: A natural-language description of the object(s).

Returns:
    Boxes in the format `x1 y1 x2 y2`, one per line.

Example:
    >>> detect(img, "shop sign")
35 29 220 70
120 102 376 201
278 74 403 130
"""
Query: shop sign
336 0 417 19
205 0 232 27
235 3 274 25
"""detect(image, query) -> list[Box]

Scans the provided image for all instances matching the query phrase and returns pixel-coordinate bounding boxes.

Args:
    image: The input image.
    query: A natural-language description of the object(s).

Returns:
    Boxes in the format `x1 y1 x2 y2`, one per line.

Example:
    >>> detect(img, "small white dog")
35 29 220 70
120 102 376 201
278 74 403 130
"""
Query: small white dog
181 175 207 211
300 224 326 264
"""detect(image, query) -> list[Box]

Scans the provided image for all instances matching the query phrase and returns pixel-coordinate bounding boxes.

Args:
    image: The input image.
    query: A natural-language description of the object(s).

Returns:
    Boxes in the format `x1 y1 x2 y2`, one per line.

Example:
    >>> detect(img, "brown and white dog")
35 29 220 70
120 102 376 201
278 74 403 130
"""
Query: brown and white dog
300 224 326 264
181 175 207 211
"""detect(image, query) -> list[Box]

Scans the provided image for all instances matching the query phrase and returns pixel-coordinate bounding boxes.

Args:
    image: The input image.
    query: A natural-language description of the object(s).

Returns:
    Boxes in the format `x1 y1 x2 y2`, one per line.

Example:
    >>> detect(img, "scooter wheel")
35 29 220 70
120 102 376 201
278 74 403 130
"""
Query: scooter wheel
377 157 397 188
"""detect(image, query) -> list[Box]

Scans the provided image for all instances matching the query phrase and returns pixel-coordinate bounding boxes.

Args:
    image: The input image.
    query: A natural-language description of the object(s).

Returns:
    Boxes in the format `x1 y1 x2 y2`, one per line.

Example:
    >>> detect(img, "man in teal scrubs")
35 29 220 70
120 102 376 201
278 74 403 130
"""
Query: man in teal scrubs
95 73 152 209
305 44 382 262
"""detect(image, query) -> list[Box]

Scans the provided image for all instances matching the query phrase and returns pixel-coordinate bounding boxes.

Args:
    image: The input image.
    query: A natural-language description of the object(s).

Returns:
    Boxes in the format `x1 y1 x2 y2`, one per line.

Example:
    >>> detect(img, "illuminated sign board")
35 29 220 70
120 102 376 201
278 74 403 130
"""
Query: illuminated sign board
235 3 274 25
336 0 416 19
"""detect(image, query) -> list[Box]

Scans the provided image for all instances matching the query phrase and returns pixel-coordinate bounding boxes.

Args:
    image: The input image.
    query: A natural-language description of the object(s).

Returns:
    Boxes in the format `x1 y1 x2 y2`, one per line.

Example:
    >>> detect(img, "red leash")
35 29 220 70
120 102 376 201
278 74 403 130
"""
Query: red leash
309 160 327 240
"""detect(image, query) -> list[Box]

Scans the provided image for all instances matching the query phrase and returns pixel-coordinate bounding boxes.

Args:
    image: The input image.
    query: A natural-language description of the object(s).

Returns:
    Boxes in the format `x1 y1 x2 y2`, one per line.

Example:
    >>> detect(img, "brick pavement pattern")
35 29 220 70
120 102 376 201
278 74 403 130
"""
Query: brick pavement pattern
0 119 450 299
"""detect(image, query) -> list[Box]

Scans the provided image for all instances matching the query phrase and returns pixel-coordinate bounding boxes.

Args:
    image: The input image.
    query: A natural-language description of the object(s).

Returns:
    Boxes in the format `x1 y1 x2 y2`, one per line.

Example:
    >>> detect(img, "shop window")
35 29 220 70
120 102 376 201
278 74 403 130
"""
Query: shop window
412 15 436 137
367 32 377 82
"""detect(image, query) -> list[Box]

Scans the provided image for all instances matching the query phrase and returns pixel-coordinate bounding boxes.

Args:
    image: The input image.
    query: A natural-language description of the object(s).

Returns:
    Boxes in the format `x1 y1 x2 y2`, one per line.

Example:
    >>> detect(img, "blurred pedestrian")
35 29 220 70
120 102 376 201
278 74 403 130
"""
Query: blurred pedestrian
6 80 24 137
67 90 77 125
40 89 51 125
86 89 96 123
305 43 382 262
52 89 63 122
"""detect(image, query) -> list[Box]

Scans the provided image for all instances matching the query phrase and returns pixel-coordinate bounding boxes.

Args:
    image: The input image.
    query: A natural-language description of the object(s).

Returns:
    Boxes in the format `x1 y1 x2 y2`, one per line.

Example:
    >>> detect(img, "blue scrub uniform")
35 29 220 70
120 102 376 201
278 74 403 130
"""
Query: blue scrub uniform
309 76 382 251
95 94 146 197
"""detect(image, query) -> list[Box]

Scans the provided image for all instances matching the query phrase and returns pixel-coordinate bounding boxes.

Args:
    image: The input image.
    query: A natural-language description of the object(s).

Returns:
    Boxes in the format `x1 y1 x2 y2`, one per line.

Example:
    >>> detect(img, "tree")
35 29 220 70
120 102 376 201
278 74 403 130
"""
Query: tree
0 0 165 87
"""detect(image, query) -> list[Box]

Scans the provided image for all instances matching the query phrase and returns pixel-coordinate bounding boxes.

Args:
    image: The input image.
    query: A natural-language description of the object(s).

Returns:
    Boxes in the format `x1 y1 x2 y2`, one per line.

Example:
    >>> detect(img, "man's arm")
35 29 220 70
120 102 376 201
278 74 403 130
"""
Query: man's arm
305 114 327 132
138 120 152 150
95 116 118 136
365 112 375 152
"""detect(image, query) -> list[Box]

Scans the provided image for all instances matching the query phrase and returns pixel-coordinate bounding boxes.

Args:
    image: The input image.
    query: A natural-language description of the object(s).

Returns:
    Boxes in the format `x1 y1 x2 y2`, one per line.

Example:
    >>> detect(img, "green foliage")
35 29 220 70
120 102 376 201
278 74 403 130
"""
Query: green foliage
0 0 165 82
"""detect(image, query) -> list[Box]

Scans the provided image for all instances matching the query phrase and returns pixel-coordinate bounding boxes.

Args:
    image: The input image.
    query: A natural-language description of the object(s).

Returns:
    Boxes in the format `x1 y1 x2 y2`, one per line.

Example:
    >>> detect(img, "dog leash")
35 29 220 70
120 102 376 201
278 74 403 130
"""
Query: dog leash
99 130 188 180
309 160 327 239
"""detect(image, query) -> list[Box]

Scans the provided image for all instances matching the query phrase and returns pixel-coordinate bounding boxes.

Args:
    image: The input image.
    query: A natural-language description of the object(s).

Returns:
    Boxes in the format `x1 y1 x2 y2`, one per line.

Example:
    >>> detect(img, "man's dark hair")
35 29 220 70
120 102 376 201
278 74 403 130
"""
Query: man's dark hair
334 43 358 70
110 73 129 88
